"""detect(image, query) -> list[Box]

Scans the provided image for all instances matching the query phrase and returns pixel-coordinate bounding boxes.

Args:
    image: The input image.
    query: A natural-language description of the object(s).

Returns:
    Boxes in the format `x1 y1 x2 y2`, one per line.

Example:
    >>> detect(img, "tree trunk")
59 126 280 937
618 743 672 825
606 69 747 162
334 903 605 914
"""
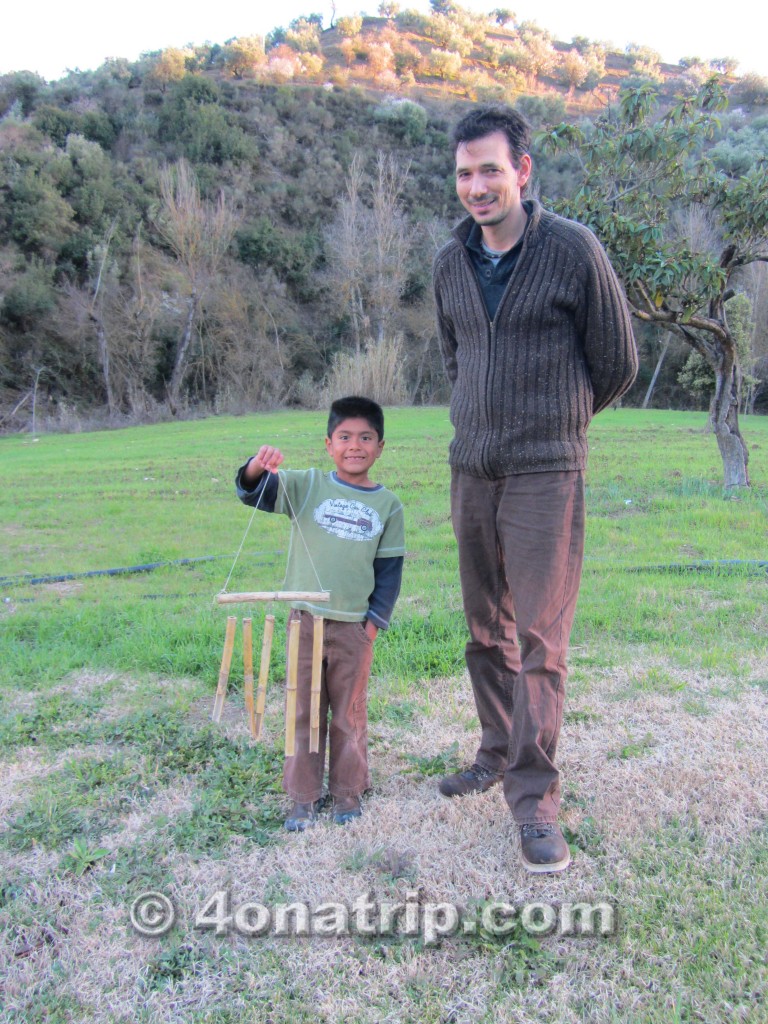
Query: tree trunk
710 363 749 488
677 319 750 488
89 221 118 417
31 367 44 435
642 334 670 409
168 291 198 411
92 313 116 417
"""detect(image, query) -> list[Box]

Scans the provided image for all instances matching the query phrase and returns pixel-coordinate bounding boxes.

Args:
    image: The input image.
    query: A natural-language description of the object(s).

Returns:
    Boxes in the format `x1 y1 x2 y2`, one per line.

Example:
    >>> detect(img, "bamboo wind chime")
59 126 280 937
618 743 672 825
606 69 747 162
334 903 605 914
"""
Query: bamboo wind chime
211 592 329 754
212 471 329 756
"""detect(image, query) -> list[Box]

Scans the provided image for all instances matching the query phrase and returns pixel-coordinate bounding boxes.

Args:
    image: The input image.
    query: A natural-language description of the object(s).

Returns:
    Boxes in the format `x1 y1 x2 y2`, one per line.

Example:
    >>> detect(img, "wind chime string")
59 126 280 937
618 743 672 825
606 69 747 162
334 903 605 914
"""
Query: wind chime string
274 473 328 597
218 484 265 599
217 469 329 600
212 466 329 755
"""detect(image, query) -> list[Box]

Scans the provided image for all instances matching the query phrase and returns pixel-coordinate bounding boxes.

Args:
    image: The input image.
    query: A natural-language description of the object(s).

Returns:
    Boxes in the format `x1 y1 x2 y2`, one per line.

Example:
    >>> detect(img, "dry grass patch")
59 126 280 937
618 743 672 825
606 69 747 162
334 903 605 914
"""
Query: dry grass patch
0 752 64 822
1 664 766 1023
561 677 768 852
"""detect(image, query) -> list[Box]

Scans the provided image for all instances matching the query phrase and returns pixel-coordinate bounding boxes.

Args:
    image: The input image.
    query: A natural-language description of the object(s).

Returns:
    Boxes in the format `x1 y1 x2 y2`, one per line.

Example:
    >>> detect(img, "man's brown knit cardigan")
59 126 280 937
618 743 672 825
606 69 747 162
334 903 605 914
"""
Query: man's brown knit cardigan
433 201 638 480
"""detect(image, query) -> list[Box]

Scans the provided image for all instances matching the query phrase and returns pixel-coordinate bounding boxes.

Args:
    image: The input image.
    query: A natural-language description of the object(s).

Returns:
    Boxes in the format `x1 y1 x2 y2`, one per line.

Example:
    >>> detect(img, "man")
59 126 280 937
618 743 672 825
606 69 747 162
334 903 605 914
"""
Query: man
433 105 637 873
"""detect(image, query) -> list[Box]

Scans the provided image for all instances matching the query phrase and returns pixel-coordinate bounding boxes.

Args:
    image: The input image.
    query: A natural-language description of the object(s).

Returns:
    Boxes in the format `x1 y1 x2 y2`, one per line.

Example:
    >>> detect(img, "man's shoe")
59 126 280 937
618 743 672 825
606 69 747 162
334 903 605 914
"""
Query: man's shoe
332 795 362 825
438 763 503 798
519 823 571 873
284 799 324 832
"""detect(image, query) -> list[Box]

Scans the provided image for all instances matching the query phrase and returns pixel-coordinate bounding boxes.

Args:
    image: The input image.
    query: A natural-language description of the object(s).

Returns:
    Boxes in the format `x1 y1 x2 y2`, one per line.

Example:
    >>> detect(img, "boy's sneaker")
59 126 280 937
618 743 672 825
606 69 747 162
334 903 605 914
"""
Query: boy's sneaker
438 763 503 797
284 798 325 832
519 823 571 873
332 795 362 825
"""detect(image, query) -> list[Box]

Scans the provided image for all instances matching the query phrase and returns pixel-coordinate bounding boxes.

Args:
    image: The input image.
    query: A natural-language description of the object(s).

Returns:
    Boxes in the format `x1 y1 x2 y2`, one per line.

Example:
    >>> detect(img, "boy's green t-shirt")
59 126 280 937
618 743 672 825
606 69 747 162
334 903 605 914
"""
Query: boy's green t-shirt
275 468 405 621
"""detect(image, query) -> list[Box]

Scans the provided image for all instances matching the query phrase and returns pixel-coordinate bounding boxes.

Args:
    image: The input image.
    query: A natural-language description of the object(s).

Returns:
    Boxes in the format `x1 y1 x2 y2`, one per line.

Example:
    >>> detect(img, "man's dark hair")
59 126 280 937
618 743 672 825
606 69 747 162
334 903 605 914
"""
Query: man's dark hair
327 396 385 440
452 104 532 176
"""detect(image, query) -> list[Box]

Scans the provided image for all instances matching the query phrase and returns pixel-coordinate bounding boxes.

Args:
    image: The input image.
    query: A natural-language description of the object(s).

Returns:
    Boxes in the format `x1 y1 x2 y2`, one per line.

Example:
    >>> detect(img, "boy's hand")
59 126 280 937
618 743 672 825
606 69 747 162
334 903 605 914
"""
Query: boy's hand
243 445 284 485
364 620 378 641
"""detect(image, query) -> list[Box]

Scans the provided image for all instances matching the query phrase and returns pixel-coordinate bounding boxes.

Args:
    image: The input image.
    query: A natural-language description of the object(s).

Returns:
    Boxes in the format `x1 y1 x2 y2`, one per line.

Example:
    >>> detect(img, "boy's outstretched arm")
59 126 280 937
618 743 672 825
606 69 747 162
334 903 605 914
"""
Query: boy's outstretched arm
242 445 284 487
236 445 284 510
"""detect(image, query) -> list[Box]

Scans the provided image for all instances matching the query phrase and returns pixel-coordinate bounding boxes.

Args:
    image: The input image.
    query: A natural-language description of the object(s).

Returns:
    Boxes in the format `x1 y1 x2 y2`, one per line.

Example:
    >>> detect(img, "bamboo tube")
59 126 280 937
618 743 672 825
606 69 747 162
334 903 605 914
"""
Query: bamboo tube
212 615 237 722
243 618 255 739
253 614 275 741
284 617 301 757
216 591 330 605
309 615 324 753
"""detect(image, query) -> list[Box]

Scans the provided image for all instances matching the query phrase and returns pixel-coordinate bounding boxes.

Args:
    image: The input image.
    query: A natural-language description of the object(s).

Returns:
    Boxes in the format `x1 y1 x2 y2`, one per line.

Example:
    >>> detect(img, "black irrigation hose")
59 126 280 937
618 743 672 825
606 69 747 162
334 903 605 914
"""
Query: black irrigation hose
593 559 768 575
2 555 763 592
0 552 282 589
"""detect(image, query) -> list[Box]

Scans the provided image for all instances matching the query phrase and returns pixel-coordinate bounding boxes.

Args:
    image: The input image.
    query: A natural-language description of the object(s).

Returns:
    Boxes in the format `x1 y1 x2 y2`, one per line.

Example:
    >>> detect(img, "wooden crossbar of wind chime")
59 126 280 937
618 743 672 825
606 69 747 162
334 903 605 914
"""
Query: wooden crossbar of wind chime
212 591 329 755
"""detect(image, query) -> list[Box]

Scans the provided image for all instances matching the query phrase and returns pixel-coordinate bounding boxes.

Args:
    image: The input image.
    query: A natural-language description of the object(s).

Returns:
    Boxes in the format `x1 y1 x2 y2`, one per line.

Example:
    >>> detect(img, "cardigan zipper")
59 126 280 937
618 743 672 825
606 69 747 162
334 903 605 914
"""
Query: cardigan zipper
452 212 534 477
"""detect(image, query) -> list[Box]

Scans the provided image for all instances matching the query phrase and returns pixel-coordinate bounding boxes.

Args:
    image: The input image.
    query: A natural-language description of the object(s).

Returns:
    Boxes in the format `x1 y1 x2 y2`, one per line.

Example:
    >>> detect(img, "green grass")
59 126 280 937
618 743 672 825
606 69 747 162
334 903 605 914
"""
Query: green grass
604 823 768 1023
2 408 766 695
1 407 767 1024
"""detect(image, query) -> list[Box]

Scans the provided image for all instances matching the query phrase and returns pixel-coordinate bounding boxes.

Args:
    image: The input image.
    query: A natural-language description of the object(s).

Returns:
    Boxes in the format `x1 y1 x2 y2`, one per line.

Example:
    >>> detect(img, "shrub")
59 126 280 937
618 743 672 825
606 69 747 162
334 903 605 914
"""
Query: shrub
285 18 322 54
734 73 768 108
395 8 431 33
423 49 463 80
336 15 364 38
1 263 57 330
321 336 408 408
374 98 428 143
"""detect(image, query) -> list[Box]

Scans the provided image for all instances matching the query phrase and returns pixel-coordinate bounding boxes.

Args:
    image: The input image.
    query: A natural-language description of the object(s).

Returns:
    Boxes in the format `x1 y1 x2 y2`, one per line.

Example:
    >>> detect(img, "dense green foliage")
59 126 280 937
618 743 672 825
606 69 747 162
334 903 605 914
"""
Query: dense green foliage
542 80 768 484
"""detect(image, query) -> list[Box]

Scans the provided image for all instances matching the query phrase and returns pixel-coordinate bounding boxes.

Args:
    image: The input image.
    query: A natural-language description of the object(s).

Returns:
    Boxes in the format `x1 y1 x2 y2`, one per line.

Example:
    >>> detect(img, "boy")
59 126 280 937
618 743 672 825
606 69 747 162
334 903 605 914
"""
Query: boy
236 396 405 831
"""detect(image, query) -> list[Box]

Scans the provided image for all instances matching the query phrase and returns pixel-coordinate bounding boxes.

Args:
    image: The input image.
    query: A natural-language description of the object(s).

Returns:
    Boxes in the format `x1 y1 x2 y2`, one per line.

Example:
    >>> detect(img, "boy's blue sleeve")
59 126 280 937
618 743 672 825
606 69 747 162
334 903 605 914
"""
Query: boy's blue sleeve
367 556 404 630
235 461 279 511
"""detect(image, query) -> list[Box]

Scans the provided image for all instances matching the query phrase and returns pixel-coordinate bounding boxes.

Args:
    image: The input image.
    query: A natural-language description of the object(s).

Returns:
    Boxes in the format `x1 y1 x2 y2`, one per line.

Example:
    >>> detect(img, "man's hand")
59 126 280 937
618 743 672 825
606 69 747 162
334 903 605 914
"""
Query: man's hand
243 445 284 485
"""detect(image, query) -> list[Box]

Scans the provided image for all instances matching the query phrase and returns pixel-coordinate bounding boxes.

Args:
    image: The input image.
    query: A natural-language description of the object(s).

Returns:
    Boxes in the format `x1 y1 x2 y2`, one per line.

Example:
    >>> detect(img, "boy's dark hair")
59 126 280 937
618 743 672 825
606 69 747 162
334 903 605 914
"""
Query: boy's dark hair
452 104 532 186
327 396 385 440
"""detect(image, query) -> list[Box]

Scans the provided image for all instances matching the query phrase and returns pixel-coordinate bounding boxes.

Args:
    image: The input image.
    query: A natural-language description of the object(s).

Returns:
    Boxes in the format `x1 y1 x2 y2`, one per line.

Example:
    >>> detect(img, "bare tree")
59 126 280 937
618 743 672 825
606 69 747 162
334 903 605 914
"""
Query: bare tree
88 220 118 416
157 160 240 410
204 265 293 411
59 220 120 416
369 152 413 344
324 155 367 353
323 152 414 352
113 229 166 417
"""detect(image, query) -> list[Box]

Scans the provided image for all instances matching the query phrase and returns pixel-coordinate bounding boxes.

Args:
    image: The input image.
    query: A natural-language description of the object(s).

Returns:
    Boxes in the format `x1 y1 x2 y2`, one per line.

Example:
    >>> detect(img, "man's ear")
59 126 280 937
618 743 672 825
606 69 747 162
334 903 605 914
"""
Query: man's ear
518 152 532 188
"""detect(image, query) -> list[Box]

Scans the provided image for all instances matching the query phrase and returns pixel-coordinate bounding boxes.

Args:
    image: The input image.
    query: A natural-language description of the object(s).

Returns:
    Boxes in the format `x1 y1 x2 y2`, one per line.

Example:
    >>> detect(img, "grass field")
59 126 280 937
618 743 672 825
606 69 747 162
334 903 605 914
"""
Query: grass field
1 407 767 1024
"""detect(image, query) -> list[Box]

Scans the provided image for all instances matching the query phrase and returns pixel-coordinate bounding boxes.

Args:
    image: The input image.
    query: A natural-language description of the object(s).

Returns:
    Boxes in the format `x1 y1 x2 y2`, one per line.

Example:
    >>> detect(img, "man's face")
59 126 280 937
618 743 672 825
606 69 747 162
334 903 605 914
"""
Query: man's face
455 131 531 230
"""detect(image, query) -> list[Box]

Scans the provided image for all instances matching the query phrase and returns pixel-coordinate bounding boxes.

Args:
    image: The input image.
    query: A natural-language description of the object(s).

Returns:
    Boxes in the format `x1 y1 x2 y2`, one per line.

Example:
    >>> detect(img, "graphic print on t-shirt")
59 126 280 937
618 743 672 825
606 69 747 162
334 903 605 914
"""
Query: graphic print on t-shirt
314 498 383 542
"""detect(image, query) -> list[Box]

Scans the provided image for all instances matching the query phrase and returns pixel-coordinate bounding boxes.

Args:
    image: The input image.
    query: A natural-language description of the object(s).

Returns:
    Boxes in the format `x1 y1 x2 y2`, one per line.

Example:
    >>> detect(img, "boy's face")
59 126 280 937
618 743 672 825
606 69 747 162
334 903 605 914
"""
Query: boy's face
325 417 384 486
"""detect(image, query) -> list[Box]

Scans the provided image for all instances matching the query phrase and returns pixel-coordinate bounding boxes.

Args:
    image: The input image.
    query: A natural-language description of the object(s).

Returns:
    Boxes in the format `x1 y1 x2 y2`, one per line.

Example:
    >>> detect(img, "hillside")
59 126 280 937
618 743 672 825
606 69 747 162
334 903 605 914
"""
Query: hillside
303 14 735 114
1 6 766 430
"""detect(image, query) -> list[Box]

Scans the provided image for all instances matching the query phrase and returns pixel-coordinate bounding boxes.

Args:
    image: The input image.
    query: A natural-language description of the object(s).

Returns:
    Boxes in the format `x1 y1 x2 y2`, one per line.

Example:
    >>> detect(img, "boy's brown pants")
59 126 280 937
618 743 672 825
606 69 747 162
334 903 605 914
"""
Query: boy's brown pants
283 610 374 803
